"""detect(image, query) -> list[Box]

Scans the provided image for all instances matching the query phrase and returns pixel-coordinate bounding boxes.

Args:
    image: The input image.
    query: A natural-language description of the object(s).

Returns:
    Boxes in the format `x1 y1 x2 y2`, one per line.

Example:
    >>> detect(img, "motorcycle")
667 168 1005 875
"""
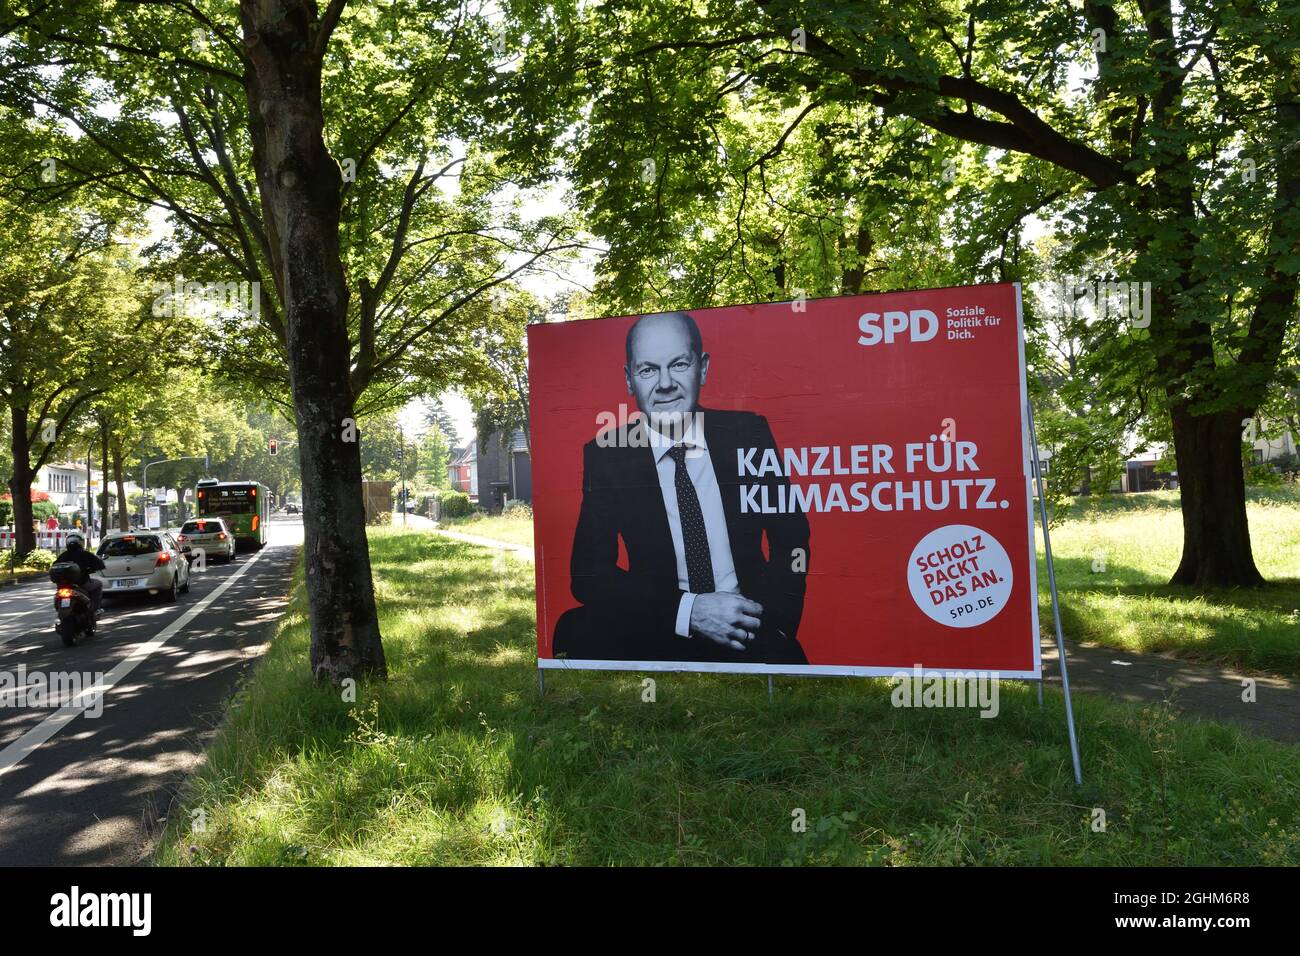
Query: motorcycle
49 561 96 647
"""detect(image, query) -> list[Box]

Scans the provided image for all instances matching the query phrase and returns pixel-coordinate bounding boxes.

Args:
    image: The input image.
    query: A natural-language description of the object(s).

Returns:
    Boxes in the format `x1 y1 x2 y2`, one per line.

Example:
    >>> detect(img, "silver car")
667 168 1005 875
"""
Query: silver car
177 517 236 564
95 531 191 601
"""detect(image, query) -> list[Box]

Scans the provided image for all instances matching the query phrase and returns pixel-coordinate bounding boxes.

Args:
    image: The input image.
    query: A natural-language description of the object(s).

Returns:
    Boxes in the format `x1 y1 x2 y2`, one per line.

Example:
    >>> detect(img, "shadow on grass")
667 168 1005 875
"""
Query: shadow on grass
154 531 1300 867
1048 554 1300 609
1038 553 1300 675
1051 484 1300 522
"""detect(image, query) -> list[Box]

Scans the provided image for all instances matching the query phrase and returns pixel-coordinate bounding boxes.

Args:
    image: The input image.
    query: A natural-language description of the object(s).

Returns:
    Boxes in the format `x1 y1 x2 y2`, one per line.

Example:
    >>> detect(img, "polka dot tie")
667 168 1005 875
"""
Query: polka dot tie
670 444 714 594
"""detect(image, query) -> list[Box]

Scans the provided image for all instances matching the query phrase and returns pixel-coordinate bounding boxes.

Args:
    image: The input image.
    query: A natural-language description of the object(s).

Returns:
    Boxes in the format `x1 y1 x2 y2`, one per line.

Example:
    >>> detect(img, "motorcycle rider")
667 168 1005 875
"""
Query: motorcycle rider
56 532 105 613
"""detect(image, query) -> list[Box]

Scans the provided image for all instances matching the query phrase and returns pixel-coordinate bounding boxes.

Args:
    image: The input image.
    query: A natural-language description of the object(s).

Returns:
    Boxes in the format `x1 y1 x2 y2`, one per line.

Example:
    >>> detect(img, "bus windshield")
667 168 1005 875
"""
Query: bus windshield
200 486 258 514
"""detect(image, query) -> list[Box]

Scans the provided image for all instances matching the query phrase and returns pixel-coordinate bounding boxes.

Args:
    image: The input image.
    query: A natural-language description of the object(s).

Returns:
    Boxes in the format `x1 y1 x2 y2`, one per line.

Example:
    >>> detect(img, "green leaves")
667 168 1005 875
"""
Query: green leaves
1 0 581 422
518 0 1298 454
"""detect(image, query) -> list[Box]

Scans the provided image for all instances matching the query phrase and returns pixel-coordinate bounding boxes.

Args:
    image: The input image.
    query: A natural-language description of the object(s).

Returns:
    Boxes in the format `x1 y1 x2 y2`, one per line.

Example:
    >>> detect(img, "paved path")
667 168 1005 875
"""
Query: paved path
387 513 534 559
1042 637 1299 745
390 511 436 531
426 526 534 562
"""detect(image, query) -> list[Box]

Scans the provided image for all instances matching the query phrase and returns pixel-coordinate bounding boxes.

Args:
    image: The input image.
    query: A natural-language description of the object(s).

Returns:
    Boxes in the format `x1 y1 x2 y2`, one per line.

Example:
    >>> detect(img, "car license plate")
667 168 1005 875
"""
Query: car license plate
60 598 71 608
114 578 139 589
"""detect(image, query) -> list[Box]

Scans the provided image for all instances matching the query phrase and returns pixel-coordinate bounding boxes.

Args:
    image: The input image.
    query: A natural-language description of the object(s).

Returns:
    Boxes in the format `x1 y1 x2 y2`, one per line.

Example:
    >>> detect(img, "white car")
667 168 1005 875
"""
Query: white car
177 517 236 564
95 531 191 601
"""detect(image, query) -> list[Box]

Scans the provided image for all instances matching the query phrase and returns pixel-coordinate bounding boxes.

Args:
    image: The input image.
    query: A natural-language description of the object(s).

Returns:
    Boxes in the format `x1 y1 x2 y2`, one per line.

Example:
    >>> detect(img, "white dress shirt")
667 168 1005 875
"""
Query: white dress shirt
646 417 739 637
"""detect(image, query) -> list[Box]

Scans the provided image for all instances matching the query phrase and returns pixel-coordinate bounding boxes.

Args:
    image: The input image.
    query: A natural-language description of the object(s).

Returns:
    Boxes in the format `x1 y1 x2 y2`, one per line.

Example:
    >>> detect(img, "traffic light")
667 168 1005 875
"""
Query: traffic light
269 438 279 456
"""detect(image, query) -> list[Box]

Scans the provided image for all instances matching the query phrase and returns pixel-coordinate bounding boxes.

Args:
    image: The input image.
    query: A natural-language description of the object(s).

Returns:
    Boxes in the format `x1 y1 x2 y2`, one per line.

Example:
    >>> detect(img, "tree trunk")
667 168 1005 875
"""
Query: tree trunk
840 223 874 295
110 441 129 532
240 0 386 682
1168 404 1264 588
7 405 36 558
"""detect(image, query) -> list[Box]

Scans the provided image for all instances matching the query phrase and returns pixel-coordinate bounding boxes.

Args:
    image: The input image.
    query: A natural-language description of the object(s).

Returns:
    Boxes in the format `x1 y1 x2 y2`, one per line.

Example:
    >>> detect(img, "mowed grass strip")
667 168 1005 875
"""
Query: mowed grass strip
443 487 1298 674
154 527 1300 866
1042 487 1300 676
436 511 535 547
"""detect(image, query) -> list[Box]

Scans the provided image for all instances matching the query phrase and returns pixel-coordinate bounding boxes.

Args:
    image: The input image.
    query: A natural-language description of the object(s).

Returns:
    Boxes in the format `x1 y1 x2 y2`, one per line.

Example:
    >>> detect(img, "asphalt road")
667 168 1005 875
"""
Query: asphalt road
0 518 303 866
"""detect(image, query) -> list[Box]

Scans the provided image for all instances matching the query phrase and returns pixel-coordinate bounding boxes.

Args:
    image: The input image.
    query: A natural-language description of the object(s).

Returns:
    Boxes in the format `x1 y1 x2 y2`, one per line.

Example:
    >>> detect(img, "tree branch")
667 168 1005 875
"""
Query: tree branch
313 0 348 62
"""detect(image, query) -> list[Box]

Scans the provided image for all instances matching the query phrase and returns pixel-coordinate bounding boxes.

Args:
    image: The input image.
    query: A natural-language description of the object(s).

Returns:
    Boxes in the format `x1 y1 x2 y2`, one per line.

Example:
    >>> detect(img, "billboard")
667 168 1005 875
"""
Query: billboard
528 283 1039 678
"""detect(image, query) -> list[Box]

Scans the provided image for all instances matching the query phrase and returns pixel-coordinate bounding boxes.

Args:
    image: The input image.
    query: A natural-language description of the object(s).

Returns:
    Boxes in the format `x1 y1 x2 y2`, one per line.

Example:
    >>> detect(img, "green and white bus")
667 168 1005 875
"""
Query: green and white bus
196 479 269 549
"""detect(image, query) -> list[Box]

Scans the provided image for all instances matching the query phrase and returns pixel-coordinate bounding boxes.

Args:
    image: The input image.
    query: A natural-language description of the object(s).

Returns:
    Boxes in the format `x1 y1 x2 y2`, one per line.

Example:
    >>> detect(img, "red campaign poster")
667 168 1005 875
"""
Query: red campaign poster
528 283 1040 678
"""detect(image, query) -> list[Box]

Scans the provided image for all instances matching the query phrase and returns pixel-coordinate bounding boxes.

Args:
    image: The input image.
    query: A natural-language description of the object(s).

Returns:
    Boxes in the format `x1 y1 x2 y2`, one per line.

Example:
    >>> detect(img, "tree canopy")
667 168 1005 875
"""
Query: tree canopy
506 0 1300 586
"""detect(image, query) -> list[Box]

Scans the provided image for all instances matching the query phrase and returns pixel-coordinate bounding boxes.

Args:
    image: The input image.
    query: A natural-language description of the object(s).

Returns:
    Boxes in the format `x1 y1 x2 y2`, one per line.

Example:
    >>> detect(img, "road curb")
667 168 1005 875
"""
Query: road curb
0 575 42 590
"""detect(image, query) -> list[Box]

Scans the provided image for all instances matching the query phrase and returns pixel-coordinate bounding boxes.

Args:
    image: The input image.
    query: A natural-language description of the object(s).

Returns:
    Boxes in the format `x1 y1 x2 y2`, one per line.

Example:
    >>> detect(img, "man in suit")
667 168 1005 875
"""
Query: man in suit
552 311 810 664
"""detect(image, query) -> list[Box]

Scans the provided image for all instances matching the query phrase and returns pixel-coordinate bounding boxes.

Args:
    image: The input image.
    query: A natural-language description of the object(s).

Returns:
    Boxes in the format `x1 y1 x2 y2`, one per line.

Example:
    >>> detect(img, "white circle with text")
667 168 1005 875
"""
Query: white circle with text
907 524 1012 628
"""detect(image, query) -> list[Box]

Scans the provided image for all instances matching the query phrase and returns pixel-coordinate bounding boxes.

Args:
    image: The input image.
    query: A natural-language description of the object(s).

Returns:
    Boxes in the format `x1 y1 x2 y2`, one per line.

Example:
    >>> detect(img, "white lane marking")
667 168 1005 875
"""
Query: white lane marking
0 547 269 782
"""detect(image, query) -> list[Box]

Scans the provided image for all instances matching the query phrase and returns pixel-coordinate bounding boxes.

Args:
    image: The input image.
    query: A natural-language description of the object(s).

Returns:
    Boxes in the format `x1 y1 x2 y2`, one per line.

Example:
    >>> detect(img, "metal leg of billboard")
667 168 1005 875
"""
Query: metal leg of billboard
1027 402 1084 786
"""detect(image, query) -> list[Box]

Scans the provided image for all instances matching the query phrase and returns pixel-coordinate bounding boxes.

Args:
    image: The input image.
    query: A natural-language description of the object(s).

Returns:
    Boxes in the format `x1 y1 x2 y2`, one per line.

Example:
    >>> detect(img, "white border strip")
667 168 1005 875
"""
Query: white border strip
539 658 1037 679
0 546 268 782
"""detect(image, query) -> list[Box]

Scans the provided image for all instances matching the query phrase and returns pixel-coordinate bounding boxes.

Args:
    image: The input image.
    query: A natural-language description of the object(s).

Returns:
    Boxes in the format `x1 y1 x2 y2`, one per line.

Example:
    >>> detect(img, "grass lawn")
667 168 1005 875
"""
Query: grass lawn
436 489 1300 675
154 527 1299 866
1042 486 1300 676
437 511 534 547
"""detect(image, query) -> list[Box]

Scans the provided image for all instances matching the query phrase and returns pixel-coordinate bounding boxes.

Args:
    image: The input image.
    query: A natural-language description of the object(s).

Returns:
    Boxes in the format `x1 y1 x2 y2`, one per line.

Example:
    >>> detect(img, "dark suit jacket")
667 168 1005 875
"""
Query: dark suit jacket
567 407 810 656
